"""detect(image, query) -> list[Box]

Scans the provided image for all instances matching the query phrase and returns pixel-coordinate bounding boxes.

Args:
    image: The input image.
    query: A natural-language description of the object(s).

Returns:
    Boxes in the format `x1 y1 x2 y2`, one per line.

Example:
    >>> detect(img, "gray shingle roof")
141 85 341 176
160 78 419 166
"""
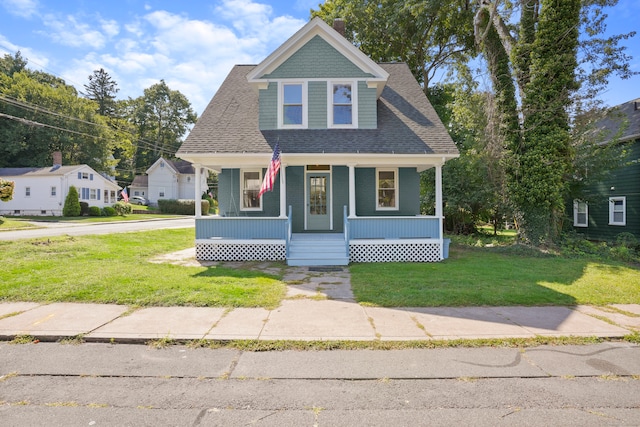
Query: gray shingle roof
0 165 82 177
178 63 457 156
598 98 640 142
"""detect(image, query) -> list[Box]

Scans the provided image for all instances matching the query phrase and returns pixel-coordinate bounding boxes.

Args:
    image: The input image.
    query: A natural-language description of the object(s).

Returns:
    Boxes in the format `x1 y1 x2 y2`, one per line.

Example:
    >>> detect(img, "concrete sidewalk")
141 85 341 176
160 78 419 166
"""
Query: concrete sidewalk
0 265 637 343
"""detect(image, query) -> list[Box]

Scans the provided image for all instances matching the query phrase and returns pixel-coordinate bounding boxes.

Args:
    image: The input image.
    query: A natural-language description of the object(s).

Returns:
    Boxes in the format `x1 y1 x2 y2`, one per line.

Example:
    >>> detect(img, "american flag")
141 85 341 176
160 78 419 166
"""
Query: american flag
258 142 281 197
121 187 129 203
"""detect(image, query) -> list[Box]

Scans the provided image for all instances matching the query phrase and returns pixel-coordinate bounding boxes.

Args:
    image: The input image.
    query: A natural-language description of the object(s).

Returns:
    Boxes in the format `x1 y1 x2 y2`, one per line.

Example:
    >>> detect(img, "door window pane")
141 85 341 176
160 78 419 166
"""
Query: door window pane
309 176 327 215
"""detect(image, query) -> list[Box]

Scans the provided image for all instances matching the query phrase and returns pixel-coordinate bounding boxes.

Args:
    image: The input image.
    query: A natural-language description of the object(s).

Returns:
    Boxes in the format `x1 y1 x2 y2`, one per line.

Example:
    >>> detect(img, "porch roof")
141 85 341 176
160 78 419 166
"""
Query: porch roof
177 63 458 163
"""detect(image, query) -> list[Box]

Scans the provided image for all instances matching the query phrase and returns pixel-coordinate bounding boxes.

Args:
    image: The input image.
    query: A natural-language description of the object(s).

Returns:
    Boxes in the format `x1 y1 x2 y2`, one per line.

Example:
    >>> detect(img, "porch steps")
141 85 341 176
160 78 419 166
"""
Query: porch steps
287 234 349 266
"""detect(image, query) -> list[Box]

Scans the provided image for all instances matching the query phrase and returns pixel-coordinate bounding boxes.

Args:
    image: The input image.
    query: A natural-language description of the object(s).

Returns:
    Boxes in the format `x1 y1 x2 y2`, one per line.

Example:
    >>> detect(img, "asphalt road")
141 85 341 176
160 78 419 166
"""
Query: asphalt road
0 217 194 241
1 342 638 426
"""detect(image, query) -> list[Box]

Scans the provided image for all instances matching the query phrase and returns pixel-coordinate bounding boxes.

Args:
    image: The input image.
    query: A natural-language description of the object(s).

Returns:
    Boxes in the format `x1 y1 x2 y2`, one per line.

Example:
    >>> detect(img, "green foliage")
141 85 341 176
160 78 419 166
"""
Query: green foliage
83 68 119 116
62 186 81 217
312 0 476 90
113 201 132 216
201 192 217 213
560 231 639 263
158 199 209 215
88 206 102 217
0 179 15 202
102 206 116 217
79 202 89 216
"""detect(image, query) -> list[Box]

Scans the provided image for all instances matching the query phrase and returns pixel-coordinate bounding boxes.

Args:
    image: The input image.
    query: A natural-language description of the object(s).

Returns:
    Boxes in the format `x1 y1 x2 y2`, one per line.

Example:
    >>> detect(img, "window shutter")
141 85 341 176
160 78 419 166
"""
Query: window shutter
78 172 82 179
90 174 94 181
97 189 100 200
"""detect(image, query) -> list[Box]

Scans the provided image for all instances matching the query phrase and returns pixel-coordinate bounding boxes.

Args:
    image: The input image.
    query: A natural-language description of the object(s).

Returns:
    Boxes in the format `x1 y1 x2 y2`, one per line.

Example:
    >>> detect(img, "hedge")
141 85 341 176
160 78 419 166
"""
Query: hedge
158 199 210 215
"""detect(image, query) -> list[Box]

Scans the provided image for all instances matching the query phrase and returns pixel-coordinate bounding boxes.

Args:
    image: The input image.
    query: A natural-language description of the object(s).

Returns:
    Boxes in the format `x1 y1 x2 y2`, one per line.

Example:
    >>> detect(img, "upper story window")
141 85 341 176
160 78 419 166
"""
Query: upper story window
329 82 357 128
609 196 626 226
51 186 57 197
25 186 31 197
280 83 307 128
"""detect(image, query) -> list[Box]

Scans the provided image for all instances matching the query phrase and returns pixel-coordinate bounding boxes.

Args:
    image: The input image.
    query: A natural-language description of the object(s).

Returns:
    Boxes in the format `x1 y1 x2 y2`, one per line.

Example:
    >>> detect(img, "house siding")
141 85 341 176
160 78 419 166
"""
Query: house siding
262 35 373 79
218 168 280 217
308 81 328 129
258 82 278 130
355 167 420 216
575 139 640 240
332 166 349 233
358 81 377 129
285 166 305 232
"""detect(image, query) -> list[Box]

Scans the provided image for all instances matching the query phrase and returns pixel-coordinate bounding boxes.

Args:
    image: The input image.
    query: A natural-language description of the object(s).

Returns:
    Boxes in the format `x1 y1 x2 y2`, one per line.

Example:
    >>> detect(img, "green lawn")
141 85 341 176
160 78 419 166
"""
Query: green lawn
0 217 39 231
350 245 640 307
0 229 285 309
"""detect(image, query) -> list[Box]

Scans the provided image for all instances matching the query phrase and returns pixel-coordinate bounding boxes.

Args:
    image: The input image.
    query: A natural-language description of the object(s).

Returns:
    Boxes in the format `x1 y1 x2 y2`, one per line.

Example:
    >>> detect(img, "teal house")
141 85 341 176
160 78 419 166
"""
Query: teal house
177 18 458 265
572 98 640 241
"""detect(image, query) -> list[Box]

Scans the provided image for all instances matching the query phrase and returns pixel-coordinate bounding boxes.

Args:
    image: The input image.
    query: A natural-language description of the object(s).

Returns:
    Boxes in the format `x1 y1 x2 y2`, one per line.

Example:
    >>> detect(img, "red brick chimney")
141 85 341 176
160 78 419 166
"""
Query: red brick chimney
333 19 345 37
52 151 62 167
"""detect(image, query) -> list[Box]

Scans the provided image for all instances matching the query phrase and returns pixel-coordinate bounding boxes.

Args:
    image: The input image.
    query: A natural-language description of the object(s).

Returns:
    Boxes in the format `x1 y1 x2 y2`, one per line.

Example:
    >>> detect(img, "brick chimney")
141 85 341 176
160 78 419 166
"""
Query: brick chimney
333 19 345 37
52 151 62 167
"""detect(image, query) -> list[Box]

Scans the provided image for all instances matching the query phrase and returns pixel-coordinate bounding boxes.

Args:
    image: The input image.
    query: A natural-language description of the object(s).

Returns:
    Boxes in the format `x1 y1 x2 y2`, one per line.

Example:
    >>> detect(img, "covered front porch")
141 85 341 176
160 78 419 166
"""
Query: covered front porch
191 155 449 266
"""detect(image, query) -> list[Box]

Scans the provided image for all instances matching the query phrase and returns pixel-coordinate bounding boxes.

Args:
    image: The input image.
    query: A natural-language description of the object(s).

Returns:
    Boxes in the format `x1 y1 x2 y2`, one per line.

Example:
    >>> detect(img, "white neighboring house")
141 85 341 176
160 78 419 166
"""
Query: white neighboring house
133 158 207 205
0 158 120 216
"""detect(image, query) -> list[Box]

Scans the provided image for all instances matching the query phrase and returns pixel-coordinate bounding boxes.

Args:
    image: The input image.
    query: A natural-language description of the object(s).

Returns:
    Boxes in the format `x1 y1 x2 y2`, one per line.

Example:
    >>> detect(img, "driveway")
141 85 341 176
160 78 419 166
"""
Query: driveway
0 217 194 240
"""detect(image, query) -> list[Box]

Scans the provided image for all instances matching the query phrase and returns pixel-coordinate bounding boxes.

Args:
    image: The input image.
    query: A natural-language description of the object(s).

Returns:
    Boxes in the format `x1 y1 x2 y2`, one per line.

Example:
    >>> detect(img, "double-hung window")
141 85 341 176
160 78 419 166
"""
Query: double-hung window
241 169 262 211
573 200 588 227
609 197 626 226
280 83 306 128
376 169 398 210
329 82 357 128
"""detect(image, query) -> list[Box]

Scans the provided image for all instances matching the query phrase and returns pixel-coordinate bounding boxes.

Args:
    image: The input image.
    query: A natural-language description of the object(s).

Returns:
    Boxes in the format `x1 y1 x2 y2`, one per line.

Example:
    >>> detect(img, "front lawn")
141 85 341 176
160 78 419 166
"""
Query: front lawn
0 229 285 309
350 245 640 307
0 217 38 231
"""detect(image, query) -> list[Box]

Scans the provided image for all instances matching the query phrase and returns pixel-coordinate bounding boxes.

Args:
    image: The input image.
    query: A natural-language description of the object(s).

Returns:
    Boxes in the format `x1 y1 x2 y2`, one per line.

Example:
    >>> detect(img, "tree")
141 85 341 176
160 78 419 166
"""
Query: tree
312 0 476 91
83 68 119 116
473 0 636 245
126 80 197 172
0 70 119 172
0 179 14 202
63 186 81 217
0 51 27 76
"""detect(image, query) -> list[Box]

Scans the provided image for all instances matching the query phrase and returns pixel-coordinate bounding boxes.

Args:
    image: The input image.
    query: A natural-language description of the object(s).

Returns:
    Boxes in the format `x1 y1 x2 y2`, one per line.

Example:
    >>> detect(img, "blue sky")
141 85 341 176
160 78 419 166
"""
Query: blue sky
0 0 638 116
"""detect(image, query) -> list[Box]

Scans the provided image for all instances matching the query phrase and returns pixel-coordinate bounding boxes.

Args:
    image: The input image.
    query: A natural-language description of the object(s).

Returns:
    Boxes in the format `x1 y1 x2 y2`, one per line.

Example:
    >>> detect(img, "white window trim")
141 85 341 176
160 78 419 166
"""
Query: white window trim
240 169 263 211
573 200 588 227
376 168 399 211
609 196 626 226
51 186 57 197
278 81 307 129
328 80 358 129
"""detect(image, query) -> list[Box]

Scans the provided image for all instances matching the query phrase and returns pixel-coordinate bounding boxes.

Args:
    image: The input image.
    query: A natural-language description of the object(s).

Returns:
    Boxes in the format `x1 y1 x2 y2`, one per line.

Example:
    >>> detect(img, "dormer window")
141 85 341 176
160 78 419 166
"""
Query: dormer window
329 82 357 128
280 82 307 128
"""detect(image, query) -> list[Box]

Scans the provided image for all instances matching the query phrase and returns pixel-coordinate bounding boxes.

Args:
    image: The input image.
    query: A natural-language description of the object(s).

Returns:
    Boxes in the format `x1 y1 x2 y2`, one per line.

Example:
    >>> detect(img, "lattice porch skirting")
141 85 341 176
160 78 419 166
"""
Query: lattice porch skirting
349 241 443 263
196 240 286 261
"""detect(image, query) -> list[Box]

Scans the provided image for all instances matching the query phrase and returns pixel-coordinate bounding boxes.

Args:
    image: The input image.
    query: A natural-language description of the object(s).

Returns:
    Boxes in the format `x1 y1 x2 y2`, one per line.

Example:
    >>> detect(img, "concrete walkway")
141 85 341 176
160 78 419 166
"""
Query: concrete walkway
0 261 638 343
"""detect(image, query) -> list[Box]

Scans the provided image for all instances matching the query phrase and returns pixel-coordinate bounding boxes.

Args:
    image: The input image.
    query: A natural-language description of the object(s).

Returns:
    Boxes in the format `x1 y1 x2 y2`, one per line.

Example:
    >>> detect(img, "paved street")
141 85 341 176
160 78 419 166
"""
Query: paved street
0 217 194 240
1 342 639 426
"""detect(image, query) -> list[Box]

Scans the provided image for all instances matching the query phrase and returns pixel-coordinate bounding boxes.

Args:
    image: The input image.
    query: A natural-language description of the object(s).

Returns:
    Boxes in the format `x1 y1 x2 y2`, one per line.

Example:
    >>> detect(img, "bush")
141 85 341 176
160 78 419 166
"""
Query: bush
80 202 90 216
158 199 209 215
113 201 133 216
63 186 81 217
88 206 102 216
102 206 116 216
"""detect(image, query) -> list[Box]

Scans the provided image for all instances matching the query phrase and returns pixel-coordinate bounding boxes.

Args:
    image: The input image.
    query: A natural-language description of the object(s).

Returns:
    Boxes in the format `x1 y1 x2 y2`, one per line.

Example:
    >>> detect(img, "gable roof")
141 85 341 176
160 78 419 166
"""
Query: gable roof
178 62 457 159
0 165 83 177
131 175 148 187
246 17 388 97
599 98 640 143
146 157 196 175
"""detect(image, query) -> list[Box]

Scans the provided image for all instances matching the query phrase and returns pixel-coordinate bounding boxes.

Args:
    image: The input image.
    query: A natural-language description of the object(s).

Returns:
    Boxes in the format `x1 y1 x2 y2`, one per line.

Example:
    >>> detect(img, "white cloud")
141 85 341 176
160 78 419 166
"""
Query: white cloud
0 0 39 18
0 34 49 69
40 14 108 49
100 19 120 38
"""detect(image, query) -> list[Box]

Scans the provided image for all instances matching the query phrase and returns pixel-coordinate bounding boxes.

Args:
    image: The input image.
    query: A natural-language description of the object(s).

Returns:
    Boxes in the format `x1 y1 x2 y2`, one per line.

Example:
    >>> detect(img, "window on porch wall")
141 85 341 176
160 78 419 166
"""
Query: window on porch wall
376 169 398 210
241 170 262 210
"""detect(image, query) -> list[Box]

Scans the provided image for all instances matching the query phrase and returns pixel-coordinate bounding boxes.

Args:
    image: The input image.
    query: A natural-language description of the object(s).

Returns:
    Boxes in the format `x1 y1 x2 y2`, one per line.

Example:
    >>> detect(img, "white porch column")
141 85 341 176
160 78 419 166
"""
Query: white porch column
279 164 287 218
348 164 356 218
435 163 444 259
194 163 202 218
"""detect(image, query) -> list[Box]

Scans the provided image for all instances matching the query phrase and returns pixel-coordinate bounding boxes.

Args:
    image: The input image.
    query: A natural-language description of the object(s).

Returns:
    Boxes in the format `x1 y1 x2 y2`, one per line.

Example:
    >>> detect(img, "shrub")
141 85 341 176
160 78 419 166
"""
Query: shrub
158 199 209 215
102 206 116 216
88 206 102 216
62 186 81 217
113 201 133 216
80 202 90 216
0 179 15 202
